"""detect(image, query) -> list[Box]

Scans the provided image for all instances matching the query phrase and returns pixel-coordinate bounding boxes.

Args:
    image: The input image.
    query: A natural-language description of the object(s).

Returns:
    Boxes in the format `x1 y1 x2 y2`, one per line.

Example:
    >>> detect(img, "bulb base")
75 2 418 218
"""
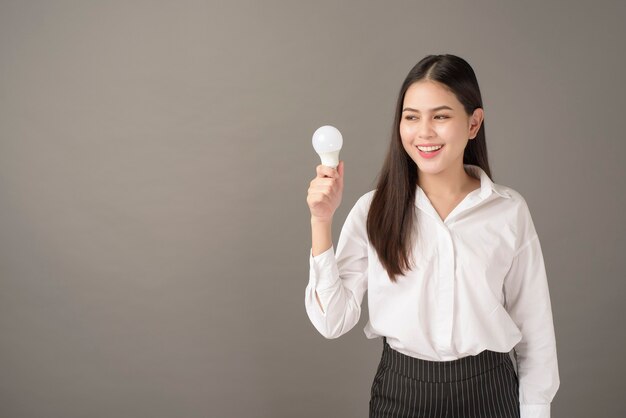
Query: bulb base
318 151 340 169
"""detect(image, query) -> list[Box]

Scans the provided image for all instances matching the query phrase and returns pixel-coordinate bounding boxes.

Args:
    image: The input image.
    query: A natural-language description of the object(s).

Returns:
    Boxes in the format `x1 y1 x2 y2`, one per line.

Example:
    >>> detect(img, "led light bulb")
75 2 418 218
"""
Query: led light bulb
312 125 343 169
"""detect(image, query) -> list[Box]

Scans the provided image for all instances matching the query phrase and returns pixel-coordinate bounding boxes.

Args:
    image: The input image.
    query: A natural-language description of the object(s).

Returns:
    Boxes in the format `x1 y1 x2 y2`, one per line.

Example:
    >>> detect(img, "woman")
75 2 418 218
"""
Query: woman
305 54 560 418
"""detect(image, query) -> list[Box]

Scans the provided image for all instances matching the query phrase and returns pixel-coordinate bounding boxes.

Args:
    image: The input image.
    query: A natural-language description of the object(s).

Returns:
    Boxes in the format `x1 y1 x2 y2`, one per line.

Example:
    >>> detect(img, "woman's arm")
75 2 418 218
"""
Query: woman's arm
504 231 560 418
311 218 333 312
306 161 344 314
305 195 369 339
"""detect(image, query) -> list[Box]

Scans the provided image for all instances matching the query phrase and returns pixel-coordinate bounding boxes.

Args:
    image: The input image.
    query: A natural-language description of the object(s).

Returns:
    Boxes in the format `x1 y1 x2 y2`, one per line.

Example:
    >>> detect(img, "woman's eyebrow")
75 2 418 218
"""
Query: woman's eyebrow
402 105 453 112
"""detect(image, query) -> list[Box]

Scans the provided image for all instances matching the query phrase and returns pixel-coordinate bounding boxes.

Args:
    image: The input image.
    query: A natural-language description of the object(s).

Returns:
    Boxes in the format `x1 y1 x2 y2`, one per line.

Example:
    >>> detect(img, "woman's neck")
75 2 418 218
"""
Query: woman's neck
417 165 479 199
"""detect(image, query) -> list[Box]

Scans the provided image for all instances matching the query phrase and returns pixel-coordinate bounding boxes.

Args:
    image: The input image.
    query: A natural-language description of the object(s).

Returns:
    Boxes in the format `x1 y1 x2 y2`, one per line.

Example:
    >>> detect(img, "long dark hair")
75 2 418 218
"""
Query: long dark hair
366 54 492 282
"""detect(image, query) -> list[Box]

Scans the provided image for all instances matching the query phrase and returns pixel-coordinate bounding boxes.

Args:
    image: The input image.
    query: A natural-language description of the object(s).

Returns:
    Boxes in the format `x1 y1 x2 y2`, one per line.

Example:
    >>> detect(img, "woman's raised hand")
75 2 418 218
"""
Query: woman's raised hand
307 160 344 223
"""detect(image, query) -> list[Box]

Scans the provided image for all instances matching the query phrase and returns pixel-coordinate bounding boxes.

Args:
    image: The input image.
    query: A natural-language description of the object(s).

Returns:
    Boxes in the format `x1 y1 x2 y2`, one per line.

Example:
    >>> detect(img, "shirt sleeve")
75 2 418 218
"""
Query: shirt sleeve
504 232 560 418
304 195 369 339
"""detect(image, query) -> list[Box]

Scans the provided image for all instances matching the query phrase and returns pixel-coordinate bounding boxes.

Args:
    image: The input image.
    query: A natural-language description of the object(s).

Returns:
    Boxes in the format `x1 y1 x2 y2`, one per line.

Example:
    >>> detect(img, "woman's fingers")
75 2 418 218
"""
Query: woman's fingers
308 161 344 220
316 163 340 179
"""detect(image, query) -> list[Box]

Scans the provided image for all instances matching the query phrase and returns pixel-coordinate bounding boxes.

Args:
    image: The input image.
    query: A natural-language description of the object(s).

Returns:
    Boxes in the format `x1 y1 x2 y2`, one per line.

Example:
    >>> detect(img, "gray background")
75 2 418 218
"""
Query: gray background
1 1 624 417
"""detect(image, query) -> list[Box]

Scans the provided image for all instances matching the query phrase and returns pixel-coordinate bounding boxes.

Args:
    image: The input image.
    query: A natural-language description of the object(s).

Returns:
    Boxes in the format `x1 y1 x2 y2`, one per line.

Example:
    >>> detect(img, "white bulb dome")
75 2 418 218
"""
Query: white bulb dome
312 125 343 168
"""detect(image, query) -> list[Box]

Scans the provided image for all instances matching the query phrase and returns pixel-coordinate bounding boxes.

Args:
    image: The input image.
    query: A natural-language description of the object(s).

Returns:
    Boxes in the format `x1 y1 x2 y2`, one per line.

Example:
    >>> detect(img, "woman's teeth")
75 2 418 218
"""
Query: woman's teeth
417 145 443 152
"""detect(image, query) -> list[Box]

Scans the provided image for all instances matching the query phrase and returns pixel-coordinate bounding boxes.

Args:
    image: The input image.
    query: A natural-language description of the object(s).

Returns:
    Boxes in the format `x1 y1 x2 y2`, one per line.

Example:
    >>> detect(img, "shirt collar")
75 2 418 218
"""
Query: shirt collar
416 164 511 207
463 164 511 200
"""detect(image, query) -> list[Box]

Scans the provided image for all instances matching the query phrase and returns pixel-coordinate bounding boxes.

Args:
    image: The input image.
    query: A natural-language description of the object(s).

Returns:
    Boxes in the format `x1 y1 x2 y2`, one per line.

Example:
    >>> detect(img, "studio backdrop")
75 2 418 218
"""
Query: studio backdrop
1 1 624 417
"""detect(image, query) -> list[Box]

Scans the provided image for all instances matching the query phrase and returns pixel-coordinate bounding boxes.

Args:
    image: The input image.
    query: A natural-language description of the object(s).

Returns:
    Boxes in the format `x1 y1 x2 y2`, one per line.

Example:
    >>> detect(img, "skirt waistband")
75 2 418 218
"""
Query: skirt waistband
380 337 512 383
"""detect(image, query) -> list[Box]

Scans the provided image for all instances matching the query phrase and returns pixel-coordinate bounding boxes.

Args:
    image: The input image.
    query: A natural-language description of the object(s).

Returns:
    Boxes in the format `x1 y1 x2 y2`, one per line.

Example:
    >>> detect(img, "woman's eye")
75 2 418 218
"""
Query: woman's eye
404 115 449 121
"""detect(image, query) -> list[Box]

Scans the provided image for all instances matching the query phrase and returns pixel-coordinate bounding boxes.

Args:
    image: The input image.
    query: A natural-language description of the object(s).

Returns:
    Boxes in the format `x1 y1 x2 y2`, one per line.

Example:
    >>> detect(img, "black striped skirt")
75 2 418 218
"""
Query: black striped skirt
370 337 520 418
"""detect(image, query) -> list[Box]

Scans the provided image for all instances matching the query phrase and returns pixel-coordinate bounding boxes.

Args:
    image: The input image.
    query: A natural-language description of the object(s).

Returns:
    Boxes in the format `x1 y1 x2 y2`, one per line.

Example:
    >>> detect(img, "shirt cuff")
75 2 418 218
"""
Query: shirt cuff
520 403 551 418
309 246 339 290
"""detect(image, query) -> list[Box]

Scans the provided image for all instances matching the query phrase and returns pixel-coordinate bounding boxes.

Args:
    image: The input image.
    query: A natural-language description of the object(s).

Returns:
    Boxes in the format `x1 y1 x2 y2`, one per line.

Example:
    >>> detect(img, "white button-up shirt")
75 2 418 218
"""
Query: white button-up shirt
305 164 560 418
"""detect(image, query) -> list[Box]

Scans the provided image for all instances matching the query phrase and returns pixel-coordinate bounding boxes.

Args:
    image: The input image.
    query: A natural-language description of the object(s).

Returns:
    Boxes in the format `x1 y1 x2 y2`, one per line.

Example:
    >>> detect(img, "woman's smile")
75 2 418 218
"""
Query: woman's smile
416 144 445 158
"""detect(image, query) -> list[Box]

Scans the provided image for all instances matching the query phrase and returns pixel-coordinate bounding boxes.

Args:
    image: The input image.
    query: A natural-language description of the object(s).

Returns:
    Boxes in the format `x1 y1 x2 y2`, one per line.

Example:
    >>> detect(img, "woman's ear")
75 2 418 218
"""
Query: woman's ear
468 108 484 139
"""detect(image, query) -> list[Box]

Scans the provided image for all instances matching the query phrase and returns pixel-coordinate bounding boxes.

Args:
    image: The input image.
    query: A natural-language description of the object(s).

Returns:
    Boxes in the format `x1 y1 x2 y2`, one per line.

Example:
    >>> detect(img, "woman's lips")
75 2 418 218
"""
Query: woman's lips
417 144 444 159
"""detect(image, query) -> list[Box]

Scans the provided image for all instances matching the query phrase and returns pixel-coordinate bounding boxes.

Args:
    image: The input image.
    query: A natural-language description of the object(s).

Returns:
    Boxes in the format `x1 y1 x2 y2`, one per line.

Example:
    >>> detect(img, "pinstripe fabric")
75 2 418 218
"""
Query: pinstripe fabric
370 337 520 418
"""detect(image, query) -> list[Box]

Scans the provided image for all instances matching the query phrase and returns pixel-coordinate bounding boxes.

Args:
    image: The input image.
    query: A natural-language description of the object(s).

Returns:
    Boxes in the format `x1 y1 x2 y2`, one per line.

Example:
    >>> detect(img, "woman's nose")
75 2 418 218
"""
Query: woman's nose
418 120 435 139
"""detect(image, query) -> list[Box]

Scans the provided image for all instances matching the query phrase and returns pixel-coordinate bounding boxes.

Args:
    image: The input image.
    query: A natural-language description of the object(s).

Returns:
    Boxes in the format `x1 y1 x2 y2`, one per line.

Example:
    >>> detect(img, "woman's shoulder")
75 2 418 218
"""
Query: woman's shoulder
492 182 531 211
356 189 377 206
355 188 383 213
490 182 540 246
344 189 377 224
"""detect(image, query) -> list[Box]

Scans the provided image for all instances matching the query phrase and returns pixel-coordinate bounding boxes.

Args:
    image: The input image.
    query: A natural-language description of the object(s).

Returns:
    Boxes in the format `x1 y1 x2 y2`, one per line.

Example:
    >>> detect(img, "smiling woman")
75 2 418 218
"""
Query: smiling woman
400 81 484 182
305 54 560 418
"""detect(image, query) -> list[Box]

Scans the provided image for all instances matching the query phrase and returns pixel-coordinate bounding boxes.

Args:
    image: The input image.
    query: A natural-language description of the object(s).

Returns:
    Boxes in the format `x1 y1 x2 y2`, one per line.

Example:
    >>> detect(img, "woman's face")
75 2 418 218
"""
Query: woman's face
399 80 483 176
